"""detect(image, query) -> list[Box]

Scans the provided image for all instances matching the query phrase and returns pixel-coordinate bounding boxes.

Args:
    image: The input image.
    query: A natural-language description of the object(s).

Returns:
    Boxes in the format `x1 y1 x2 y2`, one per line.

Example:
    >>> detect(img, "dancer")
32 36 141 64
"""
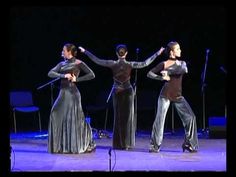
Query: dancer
79 44 164 150
147 41 198 153
48 43 96 153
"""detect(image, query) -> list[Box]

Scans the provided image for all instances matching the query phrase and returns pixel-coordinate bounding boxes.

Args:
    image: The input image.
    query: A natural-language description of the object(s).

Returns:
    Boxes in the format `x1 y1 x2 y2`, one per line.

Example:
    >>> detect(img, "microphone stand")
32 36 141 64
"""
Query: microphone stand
133 48 139 134
97 86 114 139
220 66 227 118
36 77 60 137
201 49 210 134
37 56 65 106
108 148 112 172
37 77 60 107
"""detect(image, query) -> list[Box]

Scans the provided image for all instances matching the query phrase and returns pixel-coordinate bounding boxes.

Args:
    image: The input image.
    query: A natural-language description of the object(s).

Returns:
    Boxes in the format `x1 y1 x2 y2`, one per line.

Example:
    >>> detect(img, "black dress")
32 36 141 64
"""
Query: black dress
48 57 96 153
84 50 160 149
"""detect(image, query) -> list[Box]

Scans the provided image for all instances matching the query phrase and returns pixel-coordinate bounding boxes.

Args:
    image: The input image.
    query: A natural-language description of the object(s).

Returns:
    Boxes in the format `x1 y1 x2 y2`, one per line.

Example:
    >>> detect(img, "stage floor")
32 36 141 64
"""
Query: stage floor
10 130 226 172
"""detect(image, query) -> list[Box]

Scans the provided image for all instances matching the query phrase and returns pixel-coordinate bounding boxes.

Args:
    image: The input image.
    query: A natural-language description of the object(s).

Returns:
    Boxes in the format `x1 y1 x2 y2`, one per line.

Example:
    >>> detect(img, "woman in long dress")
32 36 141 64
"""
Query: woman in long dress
48 43 96 153
79 45 164 150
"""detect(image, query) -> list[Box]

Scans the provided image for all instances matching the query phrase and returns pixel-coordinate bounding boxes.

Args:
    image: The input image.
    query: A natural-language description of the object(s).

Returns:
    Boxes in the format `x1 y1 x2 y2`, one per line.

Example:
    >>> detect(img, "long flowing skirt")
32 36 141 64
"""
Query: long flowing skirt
112 88 135 149
48 87 95 153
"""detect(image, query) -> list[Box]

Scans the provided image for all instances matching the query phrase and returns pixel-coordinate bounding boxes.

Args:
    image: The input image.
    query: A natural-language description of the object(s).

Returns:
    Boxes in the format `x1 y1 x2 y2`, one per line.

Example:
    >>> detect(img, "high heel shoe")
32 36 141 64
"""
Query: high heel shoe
182 144 197 153
149 145 160 153
85 147 96 153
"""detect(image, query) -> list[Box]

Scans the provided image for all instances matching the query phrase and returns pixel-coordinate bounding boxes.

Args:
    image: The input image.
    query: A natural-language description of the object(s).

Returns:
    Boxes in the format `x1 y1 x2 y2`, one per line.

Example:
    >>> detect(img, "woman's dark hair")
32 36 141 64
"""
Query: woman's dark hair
116 44 128 57
64 43 77 57
164 41 179 57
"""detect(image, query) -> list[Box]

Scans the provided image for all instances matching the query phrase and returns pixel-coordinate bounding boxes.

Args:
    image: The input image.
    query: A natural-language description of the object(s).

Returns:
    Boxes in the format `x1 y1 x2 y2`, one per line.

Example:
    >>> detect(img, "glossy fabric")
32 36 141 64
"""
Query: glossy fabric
48 58 95 153
112 87 135 149
150 96 198 150
149 60 198 150
84 50 160 149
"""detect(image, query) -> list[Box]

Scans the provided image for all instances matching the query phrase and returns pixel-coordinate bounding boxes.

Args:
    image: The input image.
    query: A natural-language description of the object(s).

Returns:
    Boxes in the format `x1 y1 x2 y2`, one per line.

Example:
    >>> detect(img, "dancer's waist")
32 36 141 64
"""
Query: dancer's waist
113 77 131 89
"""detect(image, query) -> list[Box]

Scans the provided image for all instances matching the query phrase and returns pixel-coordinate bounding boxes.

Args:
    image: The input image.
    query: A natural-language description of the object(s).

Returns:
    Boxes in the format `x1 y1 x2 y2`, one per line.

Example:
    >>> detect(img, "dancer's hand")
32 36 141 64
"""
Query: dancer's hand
65 73 73 81
158 47 165 55
78 46 85 53
71 74 76 82
161 70 170 81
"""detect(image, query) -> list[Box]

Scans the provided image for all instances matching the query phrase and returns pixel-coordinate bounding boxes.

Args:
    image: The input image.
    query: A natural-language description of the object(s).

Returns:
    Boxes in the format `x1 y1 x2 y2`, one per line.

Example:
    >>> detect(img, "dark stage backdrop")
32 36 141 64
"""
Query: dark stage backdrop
10 6 226 131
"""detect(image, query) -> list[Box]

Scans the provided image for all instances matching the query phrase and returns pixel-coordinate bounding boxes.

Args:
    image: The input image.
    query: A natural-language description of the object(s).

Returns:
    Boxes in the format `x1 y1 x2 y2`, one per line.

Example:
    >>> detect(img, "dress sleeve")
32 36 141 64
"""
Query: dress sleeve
84 50 116 67
76 62 95 82
48 62 65 78
130 51 160 69
147 62 165 81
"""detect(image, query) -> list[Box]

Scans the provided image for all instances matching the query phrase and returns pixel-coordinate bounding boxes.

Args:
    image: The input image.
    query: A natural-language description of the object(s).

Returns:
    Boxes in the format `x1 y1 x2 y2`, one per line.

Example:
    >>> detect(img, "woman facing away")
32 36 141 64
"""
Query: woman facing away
48 43 96 154
79 44 165 150
147 41 199 153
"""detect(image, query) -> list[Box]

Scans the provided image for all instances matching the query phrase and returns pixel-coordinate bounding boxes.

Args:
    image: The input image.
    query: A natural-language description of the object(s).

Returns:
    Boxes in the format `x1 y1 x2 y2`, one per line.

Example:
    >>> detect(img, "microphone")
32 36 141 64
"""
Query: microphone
136 48 140 54
206 49 210 54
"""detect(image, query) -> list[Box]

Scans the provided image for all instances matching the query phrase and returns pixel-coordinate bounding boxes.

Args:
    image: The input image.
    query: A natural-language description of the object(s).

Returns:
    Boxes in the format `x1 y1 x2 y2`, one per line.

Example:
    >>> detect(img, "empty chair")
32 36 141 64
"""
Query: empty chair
10 91 42 133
